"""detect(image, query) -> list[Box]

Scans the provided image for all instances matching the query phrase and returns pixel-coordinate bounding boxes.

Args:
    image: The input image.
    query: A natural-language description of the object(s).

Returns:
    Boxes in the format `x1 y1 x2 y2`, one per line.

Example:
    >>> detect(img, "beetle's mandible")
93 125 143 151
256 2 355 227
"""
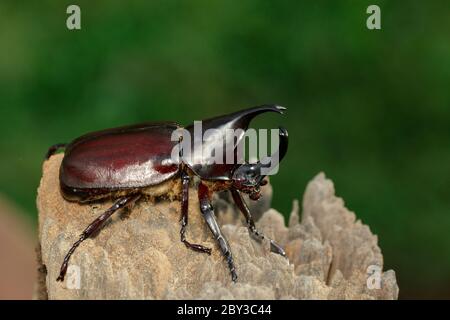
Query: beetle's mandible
46 105 289 282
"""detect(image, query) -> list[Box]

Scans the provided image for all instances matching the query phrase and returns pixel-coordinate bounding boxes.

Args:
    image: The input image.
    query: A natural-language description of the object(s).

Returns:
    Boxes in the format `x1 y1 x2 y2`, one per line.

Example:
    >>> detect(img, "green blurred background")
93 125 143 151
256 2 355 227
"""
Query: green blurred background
0 0 449 299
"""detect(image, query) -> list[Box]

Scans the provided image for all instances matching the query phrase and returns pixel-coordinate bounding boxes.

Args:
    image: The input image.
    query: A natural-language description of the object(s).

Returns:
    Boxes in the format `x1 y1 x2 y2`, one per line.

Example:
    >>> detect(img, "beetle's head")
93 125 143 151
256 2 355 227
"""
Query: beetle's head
232 127 288 200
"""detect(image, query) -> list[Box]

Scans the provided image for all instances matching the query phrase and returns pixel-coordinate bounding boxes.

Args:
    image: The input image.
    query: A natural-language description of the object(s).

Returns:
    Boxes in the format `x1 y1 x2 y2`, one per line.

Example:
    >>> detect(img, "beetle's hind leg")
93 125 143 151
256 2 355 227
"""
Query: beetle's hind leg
231 189 286 257
56 194 141 282
198 182 237 282
179 171 212 254
45 143 67 159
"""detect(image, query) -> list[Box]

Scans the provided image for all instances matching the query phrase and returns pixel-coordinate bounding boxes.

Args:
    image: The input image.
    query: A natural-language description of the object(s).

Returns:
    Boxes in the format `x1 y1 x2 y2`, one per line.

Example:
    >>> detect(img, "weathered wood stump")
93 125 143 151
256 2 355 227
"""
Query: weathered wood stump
35 154 398 299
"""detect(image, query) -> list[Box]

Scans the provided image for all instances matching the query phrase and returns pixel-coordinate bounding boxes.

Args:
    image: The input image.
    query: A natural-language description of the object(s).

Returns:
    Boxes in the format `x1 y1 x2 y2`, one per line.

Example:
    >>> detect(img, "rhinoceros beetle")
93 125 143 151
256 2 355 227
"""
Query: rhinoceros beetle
46 105 288 282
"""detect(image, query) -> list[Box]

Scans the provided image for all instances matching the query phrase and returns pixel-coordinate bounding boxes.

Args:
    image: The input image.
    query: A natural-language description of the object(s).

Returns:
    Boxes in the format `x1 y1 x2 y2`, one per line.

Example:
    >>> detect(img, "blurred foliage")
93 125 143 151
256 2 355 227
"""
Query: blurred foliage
0 0 449 298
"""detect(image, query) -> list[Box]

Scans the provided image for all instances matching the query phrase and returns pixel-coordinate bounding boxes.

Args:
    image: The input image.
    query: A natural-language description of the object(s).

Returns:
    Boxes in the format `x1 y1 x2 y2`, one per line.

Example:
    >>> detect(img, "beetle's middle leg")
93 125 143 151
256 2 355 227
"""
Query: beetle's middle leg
198 182 237 282
56 193 141 282
230 188 286 257
179 171 212 254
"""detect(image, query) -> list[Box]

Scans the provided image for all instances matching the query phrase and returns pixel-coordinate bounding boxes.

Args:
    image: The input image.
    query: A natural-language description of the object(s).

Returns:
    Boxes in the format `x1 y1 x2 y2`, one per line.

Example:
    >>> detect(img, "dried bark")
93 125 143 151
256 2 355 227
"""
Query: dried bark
36 154 398 299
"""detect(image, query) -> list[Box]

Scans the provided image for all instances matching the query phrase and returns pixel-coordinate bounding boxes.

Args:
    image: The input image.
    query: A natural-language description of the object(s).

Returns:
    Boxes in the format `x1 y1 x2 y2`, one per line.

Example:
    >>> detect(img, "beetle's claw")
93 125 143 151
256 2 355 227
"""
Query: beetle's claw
270 240 287 258
231 271 238 282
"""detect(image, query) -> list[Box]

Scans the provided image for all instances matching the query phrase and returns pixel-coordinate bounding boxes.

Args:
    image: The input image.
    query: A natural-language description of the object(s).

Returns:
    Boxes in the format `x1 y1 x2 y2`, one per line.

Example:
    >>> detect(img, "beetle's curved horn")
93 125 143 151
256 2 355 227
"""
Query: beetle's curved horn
221 104 286 132
182 105 286 180
232 127 288 182
273 126 289 164
185 104 286 135
256 126 289 177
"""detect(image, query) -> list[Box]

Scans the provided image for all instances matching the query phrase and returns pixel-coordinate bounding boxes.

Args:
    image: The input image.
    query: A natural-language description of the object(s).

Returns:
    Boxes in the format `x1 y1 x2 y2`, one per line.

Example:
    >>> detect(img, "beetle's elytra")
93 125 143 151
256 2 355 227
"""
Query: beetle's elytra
47 105 289 282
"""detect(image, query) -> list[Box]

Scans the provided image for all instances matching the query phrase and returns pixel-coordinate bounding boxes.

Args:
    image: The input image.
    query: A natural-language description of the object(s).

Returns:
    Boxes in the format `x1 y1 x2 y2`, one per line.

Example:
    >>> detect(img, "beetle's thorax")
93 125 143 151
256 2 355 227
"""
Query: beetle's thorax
180 105 285 181
200 180 233 193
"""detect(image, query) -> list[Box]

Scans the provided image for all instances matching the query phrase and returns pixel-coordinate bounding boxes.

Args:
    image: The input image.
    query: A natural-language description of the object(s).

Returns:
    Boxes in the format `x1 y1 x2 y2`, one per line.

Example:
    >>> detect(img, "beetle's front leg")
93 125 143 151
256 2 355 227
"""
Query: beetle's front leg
198 182 237 282
231 188 286 257
179 171 212 254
